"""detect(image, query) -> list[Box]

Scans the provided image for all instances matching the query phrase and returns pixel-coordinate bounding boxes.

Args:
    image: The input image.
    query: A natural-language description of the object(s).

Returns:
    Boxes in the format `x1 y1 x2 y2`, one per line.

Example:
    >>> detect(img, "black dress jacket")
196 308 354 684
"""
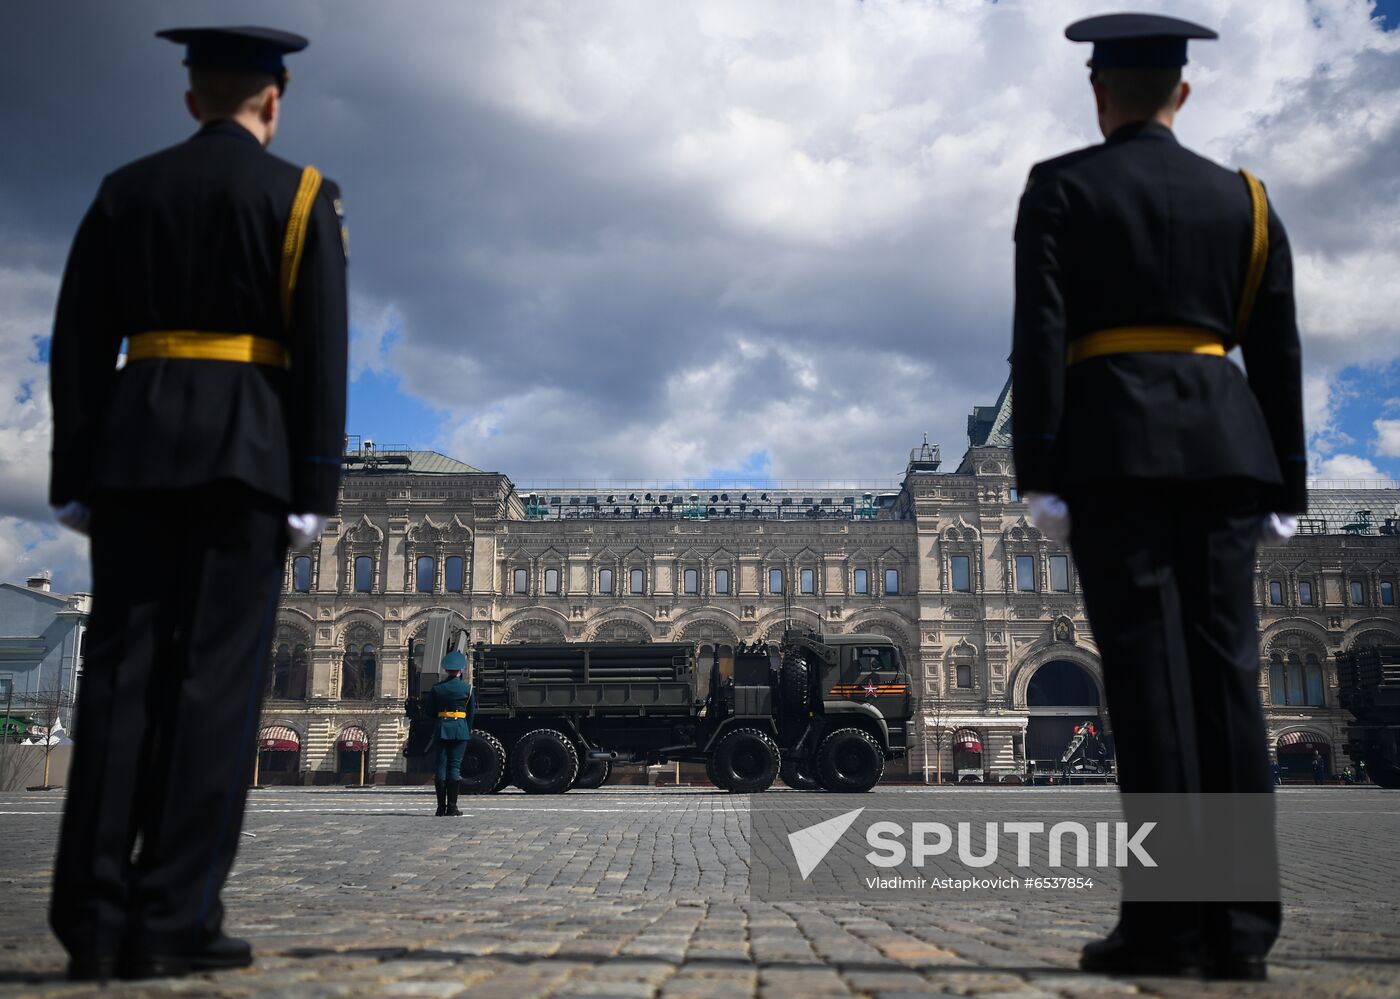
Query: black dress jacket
1011 121 1306 513
49 119 348 513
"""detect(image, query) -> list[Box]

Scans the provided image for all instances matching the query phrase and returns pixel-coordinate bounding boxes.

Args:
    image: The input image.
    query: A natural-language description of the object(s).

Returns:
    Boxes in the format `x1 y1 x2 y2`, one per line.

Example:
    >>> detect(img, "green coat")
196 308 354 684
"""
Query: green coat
427 676 476 742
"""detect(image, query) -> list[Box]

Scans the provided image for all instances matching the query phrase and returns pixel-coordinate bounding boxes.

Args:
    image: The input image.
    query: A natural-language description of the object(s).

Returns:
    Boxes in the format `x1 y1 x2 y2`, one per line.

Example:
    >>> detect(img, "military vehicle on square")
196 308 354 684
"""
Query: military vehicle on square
1337 644 1400 789
405 622 913 794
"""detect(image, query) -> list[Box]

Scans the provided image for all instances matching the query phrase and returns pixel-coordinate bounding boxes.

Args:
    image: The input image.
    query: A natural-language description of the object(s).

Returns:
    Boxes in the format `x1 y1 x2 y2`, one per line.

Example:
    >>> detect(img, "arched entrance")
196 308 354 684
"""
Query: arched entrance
338 726 370 784
951 727 983 781
256 725 301 785
1025 661 1109 774
1276 730 1331 782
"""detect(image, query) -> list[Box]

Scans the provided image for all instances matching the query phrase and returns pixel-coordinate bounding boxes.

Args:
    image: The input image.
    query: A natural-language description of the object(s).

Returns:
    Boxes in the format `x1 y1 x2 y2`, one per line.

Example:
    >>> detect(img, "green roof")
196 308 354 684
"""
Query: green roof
343 450 486 475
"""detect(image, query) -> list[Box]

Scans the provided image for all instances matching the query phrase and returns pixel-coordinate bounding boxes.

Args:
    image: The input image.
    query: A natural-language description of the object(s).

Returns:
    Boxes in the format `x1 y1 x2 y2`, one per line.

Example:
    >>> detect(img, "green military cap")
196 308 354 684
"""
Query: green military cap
441 650 467 673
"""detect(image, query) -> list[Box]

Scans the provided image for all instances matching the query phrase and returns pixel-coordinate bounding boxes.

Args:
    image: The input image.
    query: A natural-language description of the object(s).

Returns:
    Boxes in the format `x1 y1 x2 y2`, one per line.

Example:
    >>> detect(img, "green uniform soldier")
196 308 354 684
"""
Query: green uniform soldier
426 651 477 816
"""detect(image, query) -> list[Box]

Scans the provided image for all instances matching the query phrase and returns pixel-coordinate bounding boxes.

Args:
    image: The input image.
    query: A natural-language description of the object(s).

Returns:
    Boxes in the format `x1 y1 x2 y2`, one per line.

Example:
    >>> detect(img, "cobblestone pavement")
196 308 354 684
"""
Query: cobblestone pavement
0 787 1395 998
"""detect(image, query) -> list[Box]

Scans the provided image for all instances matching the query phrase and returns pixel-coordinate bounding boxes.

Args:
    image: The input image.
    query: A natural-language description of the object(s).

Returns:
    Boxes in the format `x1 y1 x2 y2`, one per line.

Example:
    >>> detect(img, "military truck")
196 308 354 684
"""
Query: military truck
1337 645 1400 789
404 626 913 794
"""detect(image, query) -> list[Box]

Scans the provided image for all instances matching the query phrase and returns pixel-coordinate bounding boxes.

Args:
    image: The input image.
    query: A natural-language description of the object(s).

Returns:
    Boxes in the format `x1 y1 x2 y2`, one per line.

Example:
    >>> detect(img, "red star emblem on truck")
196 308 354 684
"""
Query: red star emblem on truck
863 679 880 697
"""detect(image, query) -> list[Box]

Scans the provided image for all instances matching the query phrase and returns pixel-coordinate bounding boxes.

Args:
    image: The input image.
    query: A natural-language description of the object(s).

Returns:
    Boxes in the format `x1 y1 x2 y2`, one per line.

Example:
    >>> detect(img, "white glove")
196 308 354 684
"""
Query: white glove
53 501 91 536
1025 491 1072 543
1260 513 1298 545
286 512 326 549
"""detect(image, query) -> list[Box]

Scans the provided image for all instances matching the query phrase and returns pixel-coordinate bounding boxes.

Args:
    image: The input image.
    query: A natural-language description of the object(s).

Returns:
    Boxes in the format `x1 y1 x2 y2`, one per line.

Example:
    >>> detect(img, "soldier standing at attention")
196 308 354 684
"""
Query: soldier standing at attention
47 27 347 980
427 651 477 816
1012 14 1304 982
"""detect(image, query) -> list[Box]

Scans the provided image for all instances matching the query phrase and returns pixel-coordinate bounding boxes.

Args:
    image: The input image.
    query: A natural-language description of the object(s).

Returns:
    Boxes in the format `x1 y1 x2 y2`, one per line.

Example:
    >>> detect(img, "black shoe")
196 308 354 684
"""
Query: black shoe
66 954 118 982
447 780 463 817
121 934 252 979
434 778 447 816
1079 933 1204 978
1209 955 1267 981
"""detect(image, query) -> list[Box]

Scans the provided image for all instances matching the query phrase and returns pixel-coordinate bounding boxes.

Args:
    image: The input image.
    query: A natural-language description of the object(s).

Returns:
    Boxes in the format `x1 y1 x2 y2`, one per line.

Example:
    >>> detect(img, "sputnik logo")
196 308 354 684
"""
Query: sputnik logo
787 808 864 879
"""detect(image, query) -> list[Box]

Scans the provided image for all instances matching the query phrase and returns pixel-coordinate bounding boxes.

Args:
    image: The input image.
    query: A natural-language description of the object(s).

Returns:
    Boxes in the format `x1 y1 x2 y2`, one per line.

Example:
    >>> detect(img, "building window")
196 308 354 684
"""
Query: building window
956 663 973 688
354 556 374 593
599 568 614 594
416 556 435 593
1299 580 1314 605
1269 652 1325 707
1269 580 1283 606
342 626 378 701
1351 580 1365 605
1009 487 1019 503
513 568 528 594
800 568 815 594
684 568 699 595
854 568 869 594
268 627 309 699
715 568 730 594
1049 555 1069 593
1015 555 1035 592
884 568 899 595
951 556 971 593
769 568 784 594
544 568 560 594
1383 581 1395 606
445 556 464 593
630 569 645 595
292 556 312 593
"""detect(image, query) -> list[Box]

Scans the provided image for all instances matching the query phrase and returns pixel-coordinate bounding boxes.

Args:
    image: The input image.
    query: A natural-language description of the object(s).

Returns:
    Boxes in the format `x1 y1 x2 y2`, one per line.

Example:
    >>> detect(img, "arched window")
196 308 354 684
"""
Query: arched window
342 625 378 701
684 568 699 594
354 555 374 593
1304 654 1325 706
800 568 815 594
1351 580 1366 606
884 568 899 595
444 556 464 593
714 568 730 594
769 568 784 594
1268 653 1286 705
544 568 560 594
513 568 528 594
599 568 614 594
630 569 645 595
268 626 309 699
1285 653 1304 705
292 556 312 593
416 556 435 593
854 568 869 594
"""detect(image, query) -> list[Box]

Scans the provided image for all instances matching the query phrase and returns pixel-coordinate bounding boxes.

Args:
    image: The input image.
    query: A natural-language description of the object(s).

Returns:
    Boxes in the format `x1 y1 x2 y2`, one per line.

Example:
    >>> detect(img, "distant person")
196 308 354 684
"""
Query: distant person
47 26 347 981
1012 12 1304 983
427 651 478 816
1312 751 1326 784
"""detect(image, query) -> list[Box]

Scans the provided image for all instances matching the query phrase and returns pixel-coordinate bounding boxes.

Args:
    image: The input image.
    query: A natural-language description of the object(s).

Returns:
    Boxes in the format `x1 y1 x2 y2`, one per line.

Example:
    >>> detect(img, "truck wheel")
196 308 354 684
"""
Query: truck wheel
781 656 811 716
573 758 611 790
705 756 729 791
780 758 820 791
458 731 507 795
712 728 779 793
816 728 885 793
510 728 580 794
492 757 512 793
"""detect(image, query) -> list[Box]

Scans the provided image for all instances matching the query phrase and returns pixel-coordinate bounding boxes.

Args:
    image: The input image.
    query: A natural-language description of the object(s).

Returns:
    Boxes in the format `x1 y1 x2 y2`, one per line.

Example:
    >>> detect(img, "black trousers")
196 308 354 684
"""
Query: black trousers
1067 482 1281 959
50 485 286 960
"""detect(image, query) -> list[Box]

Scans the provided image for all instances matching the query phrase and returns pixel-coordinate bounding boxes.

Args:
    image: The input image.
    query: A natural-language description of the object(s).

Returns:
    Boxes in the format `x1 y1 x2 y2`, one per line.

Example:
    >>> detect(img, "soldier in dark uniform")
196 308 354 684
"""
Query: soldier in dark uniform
426 651 477 816
46 27 347 980
1012 14 1304 982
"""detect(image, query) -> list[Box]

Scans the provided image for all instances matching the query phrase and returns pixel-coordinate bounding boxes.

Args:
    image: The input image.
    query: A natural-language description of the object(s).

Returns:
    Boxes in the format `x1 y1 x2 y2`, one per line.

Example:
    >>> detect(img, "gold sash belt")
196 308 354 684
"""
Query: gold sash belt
126 331 291 368
1066 326 1227 366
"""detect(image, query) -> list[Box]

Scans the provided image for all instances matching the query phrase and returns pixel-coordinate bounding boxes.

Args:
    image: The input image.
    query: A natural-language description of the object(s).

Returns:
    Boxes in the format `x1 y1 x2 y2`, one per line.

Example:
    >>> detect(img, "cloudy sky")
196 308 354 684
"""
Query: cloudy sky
3 0 1400 591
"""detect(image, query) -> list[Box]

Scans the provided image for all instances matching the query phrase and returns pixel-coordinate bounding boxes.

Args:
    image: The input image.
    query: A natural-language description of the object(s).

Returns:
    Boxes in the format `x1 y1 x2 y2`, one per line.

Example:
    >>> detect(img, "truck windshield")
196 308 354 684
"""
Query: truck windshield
853 647 898 674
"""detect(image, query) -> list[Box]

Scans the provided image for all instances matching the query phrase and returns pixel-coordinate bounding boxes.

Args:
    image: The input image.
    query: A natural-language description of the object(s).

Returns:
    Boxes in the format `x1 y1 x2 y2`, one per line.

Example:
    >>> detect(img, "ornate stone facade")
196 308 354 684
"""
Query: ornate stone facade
264 410 1400 783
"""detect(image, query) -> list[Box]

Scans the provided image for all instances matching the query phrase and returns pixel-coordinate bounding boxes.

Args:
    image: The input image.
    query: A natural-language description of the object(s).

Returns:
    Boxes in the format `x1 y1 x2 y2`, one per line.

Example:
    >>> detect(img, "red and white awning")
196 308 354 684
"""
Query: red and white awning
952 729 982 754
259 725 300 752
1276 730 1329 752
338 726 369 752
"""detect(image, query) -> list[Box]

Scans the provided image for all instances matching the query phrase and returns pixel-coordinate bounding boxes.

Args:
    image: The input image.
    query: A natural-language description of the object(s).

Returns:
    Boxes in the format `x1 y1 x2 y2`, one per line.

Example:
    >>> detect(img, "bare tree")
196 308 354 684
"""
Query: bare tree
923 679 953 785
15 676 75 789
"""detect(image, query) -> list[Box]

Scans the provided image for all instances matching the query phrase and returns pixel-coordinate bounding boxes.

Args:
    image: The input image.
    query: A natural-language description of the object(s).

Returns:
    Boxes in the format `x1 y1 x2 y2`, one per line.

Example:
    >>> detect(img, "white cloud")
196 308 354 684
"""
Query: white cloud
0 266 60 523
0 516 89 594
1375 417 1400 457
1314 452 1385 479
